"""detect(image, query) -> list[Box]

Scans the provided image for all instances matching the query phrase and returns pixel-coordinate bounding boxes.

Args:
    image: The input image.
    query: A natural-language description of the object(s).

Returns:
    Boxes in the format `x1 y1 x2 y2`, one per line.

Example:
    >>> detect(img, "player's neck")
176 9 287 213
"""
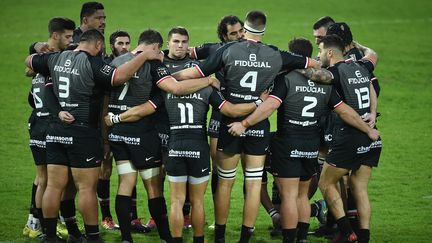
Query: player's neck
244 33 262 42
47 38 60 52
167 52 185 60
330 56 345 66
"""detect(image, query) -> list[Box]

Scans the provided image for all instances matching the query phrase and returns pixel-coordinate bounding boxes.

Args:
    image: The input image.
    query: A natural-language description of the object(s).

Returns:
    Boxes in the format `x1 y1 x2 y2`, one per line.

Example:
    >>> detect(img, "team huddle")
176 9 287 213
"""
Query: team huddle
23 2 382 243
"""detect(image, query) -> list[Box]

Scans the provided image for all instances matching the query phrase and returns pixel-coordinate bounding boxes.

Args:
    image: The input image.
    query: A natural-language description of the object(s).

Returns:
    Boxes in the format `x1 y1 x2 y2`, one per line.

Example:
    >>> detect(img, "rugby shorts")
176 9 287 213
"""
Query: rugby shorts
29 115 49 165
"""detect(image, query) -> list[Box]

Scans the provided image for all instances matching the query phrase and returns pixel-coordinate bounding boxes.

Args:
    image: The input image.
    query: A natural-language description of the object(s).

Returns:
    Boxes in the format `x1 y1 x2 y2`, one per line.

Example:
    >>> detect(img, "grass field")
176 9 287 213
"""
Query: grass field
0 0 432 242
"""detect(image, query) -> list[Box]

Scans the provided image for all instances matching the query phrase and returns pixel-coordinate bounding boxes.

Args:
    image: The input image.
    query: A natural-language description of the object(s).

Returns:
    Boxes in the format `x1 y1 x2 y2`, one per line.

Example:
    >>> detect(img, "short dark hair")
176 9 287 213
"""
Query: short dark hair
326 22 353 46
245 10 266 32
320 34 345 53
109 30 130 45
313 16 335 30
80 2 104 23
138 29 163 48
168 27 189 40
48 17 75 36
80 29 104 43
288 38 313 58
217 15 243 42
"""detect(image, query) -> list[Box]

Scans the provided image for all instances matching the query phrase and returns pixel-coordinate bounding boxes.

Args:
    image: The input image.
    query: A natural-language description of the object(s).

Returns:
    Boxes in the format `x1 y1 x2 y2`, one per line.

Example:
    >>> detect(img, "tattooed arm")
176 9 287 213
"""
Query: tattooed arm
295 68 334 84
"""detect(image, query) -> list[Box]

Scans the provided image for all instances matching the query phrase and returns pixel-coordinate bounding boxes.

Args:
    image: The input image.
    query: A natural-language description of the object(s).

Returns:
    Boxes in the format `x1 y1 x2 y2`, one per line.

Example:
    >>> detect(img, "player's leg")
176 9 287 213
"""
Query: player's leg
277 177 299 243
189 179 209 243
115 160 138 242
71 167 101 241
319 163 356 240
42 164 69 240
297 179 312 243
349 165 372 243
168 179 187 241
142 167 171 242
98 154 119 230
261 171 281 230
60 175 82 240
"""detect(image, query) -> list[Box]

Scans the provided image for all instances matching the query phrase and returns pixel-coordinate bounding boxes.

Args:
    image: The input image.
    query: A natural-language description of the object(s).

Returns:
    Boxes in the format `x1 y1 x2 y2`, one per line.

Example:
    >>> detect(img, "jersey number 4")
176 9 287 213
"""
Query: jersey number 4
240 71 258 91
178 103 194 123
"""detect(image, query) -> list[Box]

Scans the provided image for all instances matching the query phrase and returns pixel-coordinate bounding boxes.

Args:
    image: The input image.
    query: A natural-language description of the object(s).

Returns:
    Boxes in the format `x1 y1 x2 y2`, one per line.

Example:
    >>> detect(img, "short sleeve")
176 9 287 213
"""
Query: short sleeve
280 51 309 72
357 59 375 73
209 87 226 110
88 55 117 89
196 42 233 77
31 52 58 77
268 74 288 104
148 88 164 109
192 43 213 60
149 60 172 86
328 88 344 109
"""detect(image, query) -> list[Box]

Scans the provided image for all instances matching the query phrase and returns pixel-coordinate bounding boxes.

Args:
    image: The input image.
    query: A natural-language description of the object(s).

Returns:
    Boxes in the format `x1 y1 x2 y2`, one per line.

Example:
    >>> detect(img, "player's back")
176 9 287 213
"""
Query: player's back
222 40 282 104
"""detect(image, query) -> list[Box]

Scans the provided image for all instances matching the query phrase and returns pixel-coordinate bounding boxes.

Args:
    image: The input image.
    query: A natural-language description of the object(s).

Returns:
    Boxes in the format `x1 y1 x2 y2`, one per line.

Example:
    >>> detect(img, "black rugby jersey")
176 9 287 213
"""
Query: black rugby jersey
30 50 116 128
270 72 343 134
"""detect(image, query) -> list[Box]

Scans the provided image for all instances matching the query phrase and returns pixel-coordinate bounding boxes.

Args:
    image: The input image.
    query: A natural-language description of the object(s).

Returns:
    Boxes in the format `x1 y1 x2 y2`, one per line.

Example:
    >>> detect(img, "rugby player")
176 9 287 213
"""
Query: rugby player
72 2 106 43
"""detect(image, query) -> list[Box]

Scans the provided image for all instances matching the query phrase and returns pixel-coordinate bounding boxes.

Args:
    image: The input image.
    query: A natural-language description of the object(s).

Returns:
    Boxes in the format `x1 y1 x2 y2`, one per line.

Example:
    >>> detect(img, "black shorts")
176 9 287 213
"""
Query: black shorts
327 126 382 170
155 122 170 152
217 119 270 155
270 134 319 181
29 115 49 165
109 130 162 170
207 109 221 138
165 133 210 182
319 112 337 148
46 123 103 168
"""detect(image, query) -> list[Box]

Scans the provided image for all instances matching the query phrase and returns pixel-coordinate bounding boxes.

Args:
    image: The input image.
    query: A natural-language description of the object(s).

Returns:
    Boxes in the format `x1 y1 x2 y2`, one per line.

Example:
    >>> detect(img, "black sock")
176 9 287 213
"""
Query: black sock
148 197 171 242
310 202 319 217
35 208 45 233
336 216 353 236
282 228 296 243
239 225 254 243
215 224 226 242
172 237 183 243
242 177 246 198
97 179 111 219
326 211 336 227
30 183 37 215
60 199 82 238
183 188 191 216
84 224 100 241
116 195 133 242
44 217 57 238
211 172 218 196
358 229 370 243
296 222 309 242
131 186 138 220
346 189 359 234
193 235 204 243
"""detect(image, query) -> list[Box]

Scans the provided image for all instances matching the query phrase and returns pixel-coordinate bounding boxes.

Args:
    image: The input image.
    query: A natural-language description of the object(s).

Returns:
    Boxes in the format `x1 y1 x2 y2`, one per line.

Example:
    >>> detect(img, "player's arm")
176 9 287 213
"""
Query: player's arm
295 68 334 84
330 89 379 141
363 82 378 128
228 75 286 136
151 61 218 95
189 43 213 60
112 44 163 86
208 88 257 118
105 101 157 126
354 41 378 67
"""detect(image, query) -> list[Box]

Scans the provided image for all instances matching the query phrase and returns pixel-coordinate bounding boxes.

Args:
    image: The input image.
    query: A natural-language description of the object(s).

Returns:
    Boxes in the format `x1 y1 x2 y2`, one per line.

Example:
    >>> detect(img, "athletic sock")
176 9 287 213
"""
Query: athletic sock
97 179 111 219
239 225 254 243
30 183 37 215
211 172 218 196
34 208 45 232
193 235 204 243
44 217 57 238
148 197 171 242
172 237 183 243
336 216 354 236
116 195 133 242
282 228 296 243
84 224 100 241
60 199 81 238
131 186 138 220
346 189 359 234
358 228 370 243
310 202 319 217
296 222 309 242
214 224 226 242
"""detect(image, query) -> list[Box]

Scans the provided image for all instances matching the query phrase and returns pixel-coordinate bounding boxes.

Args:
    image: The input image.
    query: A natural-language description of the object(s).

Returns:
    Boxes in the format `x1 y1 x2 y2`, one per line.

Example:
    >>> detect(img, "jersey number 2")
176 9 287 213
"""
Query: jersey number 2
302 96 317 117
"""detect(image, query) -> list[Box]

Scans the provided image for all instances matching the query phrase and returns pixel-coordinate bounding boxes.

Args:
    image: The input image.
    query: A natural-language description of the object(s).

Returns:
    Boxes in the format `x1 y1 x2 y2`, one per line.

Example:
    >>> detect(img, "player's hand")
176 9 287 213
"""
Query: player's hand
228 122 246 136
367 128 380 141
142 43 164 62
58 111 75 124
362 112 376 128
104 113 114 127
260 89 269 101
209 77 220 90
34 42 50 53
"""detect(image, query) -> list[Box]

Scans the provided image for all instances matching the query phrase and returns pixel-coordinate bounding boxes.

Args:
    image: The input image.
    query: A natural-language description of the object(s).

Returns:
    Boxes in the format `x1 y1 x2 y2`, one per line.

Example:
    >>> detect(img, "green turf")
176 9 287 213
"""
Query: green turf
1 0 431 242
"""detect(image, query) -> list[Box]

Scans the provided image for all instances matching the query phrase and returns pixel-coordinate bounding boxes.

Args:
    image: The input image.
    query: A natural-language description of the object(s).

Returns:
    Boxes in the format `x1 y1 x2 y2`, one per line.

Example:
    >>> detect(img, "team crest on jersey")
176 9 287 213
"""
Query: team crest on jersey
100 65 113 75
157 66 169 77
